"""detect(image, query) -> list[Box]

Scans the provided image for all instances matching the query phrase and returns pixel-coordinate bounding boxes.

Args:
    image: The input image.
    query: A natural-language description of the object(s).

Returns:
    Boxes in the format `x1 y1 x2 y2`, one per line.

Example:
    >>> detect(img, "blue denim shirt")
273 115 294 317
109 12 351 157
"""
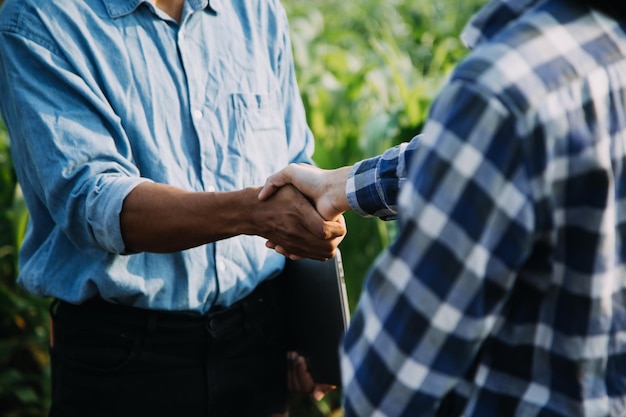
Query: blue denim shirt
0 0 314 312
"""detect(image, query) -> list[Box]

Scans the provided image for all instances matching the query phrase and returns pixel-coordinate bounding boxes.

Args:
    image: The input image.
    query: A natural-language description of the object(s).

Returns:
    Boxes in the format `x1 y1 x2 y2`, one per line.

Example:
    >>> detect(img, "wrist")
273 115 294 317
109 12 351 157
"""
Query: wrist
327 167 352 213
229 187 264 236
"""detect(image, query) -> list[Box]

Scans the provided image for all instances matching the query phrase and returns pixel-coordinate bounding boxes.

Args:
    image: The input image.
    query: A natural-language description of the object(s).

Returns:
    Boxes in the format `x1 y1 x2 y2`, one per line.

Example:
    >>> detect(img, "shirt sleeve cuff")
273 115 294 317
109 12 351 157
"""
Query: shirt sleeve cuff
346 157 397 219
87 176 154 254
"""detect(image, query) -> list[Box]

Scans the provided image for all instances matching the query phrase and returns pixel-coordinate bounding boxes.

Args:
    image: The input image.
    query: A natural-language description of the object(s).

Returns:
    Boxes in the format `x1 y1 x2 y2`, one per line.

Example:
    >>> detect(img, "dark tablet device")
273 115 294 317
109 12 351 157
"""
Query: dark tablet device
280 250 350 387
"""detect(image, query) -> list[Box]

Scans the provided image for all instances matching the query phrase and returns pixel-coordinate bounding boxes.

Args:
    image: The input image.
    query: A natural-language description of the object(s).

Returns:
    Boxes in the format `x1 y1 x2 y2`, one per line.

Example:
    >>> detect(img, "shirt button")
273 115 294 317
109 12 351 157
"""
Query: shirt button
207 185 216 192
192 109 203 120
218 261 226 272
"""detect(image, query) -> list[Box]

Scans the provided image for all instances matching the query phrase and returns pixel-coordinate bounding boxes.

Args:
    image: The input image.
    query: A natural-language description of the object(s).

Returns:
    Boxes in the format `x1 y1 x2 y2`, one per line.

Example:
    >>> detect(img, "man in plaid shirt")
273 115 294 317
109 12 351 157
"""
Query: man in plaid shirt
261 0 626 415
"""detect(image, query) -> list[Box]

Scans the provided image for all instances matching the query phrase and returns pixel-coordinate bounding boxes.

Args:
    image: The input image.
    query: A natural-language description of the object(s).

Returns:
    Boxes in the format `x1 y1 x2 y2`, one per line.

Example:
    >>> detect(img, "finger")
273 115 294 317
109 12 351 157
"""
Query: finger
290 353 312 393
295 355 315 393
299 210 345 243
327 215 347 250
258 166 295 201
320 216 347 241
264 187 343 260
258 182 281 201
266 242 306 260
273 245 292 258
288 351 312 393
283 241 332 262
287 352 299 392
264 184 326 242
271 240 330 262
295 199 330 239
312 384 336 401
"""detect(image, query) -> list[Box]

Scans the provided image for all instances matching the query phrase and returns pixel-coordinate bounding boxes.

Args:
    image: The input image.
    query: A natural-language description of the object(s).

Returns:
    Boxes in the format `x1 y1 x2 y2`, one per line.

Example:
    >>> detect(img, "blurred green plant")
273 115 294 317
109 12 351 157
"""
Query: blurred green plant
282 0 484 414
0 119 50 416
284 0 484 309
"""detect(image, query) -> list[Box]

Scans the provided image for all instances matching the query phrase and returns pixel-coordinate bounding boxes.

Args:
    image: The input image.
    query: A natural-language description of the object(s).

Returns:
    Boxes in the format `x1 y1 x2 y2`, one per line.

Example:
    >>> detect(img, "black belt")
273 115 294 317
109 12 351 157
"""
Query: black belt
52 276 284 337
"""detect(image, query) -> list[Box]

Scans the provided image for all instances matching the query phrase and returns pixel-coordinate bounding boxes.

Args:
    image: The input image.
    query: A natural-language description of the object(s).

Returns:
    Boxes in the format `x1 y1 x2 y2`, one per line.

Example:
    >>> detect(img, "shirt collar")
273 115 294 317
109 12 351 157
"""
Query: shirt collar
101 0 143 18
460 0 544 49
206 0 222 13
101 0 220 19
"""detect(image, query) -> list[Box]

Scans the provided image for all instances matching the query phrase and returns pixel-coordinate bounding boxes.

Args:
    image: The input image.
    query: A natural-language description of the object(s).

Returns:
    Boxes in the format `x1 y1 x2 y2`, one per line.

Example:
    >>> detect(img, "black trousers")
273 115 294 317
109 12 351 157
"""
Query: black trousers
49 279 288 417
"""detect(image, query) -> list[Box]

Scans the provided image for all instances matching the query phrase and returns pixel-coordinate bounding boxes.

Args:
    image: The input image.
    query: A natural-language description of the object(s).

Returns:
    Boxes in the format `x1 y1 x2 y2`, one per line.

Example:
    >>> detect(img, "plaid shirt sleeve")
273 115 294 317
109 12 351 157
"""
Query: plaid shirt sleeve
341 77 535 416
346 139 419 220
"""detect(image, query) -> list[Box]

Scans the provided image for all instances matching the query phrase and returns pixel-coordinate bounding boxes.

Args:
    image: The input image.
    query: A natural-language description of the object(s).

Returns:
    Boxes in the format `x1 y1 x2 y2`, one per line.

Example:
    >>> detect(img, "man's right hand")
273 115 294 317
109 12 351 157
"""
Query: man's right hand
250 184 346 261
120 181 344 260
287 351 336 401
258 164 353 221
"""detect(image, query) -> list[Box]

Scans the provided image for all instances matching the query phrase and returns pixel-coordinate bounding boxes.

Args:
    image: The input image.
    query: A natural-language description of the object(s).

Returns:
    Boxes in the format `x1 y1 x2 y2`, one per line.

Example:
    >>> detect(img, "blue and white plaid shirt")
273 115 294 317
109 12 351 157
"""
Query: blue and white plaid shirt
341 0 626 415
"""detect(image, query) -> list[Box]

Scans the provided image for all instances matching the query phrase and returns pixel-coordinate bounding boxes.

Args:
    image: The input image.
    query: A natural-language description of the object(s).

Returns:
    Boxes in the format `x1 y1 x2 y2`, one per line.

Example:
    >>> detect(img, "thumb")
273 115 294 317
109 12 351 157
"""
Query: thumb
258 166 297 201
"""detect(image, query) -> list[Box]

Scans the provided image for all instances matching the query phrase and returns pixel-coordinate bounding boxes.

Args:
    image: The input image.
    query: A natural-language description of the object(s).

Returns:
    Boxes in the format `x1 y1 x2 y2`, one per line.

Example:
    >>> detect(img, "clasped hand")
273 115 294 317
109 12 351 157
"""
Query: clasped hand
287 351 336 401
259 164 352 260
255 182 345 261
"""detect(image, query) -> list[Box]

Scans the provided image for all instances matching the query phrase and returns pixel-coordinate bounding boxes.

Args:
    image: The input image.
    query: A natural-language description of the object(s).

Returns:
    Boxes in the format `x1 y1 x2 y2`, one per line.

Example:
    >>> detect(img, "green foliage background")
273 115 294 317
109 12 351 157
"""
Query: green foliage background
0 0 484 415
284 0 484 313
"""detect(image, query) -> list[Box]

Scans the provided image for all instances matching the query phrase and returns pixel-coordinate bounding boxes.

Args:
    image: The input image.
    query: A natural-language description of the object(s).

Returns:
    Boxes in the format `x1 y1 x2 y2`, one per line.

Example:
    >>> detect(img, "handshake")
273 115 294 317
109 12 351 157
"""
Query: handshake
259 164 354 400
257 164 353 261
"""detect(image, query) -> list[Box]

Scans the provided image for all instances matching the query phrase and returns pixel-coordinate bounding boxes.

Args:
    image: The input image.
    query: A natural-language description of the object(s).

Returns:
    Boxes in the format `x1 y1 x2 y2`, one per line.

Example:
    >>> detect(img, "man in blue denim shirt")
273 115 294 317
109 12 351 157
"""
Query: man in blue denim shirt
0 0 345 415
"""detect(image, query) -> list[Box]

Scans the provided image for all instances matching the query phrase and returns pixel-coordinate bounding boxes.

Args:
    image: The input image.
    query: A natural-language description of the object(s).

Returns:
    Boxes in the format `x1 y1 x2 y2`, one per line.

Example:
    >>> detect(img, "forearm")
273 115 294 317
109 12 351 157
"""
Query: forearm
120 182 258 253
120 182 345 259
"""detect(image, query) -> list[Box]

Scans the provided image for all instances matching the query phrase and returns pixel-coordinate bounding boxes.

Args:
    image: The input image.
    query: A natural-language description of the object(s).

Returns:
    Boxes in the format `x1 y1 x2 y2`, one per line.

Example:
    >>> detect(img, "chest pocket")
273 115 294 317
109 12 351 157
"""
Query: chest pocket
230 90 289 186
